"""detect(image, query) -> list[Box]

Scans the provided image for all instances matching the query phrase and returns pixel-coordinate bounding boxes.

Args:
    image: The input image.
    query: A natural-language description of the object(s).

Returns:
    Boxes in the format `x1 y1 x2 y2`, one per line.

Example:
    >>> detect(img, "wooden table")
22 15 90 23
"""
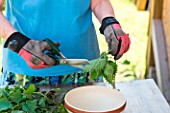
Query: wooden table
115 79 170 113
38 79 170 113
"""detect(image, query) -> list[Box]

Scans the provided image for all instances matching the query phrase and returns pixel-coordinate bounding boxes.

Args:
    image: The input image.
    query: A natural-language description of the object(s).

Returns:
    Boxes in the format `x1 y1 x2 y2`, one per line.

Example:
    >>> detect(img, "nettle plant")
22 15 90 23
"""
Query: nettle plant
0 84 67 113
83 52 117 88
0 52 118 112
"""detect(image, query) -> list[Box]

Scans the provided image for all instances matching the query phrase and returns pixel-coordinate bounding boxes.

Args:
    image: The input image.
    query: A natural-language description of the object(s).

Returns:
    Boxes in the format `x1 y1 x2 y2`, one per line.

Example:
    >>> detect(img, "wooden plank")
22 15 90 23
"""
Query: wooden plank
136 0 148 10
148 0 163 35
153 0 163 18
146 31 155 78
152 19 170 101
162 0 170 78
116 79 170 113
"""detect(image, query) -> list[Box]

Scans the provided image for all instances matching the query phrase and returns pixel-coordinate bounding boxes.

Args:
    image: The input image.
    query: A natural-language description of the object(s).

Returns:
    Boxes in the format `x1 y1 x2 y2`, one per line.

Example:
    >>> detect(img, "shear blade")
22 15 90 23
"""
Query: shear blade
59 59 90 65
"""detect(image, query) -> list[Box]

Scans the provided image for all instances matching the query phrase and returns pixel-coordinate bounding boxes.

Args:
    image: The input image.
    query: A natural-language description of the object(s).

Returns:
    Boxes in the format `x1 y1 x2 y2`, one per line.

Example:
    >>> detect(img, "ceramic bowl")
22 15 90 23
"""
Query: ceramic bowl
64 86 126 113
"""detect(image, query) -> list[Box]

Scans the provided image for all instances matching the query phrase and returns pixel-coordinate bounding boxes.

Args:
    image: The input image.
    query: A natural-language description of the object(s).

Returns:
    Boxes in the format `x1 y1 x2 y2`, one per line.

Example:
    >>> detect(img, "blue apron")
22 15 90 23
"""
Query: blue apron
2 0 100 76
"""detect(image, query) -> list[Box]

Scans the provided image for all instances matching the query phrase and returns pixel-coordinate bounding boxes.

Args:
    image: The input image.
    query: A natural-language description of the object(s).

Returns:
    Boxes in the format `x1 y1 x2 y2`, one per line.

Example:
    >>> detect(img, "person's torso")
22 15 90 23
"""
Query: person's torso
2 0 100 76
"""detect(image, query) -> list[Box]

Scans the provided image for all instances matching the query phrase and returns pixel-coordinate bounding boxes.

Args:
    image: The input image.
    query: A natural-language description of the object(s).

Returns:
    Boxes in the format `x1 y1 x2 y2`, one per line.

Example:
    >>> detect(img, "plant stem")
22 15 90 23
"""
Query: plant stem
112 77 116 89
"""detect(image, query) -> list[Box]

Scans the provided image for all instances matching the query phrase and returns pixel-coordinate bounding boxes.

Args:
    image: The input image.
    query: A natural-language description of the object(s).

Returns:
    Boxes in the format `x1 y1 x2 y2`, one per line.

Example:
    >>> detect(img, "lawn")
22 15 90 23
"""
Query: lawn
0 0 149 81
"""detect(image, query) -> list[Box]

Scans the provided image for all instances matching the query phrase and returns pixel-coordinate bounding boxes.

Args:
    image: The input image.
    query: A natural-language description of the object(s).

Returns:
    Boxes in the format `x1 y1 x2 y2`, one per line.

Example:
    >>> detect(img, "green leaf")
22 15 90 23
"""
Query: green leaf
109 61 117 75
93 59 107 72
9 91 22 103
104 63 114 84
83 58 107 73
90 71 98 80
56 103 68 113
123 60 130 65
38 98 46 107
22 100 37 113
100 52 108 60
124 74 132 77
4 85 11 93
0 98 12 111
11 110 24 113
61 75 74 84
13 86 23 93
0 94 2 98
82 64 91 73
0 88 8 98
24 84 36 94
12 103 22 110
35 110 42 113
47 98 53 105
23 94 33 100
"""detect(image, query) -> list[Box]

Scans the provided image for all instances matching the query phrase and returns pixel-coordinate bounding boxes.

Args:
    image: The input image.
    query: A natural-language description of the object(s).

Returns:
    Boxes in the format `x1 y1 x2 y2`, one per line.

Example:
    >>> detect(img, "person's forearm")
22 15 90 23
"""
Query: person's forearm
91 0 115 23
0 1 17 40
0 12 17 40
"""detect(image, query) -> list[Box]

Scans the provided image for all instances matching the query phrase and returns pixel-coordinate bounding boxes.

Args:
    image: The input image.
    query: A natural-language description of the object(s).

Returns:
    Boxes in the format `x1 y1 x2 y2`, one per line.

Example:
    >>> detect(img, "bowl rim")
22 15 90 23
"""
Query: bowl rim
64 86 127 113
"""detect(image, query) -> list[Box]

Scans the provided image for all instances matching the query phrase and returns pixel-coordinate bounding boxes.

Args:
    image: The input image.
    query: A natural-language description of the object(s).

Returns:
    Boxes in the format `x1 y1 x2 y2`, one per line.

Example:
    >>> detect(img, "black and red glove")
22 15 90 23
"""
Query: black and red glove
4 32 58 69
100 17 130 60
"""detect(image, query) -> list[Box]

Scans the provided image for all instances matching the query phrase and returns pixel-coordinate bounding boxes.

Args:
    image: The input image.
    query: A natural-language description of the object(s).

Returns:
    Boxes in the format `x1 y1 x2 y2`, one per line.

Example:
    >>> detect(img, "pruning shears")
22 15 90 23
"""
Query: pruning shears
44 38 89 68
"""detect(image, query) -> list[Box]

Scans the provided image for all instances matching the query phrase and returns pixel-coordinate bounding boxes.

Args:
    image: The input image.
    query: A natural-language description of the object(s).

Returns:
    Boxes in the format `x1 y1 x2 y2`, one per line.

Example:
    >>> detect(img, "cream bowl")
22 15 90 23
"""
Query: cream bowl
64 86 126 113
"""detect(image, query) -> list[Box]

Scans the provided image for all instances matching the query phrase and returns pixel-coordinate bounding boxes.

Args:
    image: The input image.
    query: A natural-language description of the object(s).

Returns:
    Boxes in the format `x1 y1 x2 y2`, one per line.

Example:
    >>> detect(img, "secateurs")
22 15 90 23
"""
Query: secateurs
44 38 90 68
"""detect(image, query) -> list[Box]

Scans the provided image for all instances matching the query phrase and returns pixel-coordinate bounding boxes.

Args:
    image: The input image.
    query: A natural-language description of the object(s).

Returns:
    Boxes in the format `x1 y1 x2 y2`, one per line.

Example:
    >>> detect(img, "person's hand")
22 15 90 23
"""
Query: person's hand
100 17 130 60
4 32 59 69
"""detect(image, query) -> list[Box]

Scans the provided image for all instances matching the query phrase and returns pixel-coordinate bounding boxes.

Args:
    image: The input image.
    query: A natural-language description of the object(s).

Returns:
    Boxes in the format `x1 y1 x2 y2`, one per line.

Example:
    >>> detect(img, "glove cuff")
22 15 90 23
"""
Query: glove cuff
4 32 30 53
99 17 119 34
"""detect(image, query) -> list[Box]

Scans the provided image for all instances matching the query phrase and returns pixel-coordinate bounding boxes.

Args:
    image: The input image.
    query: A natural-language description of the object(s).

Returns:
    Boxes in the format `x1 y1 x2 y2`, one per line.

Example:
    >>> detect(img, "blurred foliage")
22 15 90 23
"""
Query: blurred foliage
119 60 144 81
2 0 5 11
93 0 149 81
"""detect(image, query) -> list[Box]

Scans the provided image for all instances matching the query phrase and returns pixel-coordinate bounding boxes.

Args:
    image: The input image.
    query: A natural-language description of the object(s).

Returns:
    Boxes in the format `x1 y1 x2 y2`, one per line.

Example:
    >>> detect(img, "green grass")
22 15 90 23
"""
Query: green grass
0 0 149 81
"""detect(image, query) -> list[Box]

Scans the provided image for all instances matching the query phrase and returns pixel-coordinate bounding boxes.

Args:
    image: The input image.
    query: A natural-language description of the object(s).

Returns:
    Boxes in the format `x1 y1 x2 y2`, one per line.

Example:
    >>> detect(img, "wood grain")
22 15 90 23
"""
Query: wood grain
163 0 170 78
151 19 170 101
116 79 170 113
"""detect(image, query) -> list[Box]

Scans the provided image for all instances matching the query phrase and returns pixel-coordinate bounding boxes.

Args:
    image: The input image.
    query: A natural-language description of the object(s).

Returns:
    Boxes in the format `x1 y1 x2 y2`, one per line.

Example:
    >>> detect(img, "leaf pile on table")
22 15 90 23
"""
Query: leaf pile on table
83 52 117 86
0 84 68 113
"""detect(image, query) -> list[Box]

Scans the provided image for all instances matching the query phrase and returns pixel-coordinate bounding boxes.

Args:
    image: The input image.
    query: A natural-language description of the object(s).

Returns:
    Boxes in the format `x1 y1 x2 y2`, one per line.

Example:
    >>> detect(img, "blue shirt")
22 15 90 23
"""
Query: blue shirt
2 0 100 76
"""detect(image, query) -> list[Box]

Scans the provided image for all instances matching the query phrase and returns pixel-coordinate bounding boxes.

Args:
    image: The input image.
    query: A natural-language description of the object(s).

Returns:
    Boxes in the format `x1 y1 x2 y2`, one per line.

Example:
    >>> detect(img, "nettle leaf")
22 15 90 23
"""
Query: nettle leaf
82 52 118 86
11 110 24 113
82 64 91 73
23 94 33 100
92 59 107 72
12 103 22 110
90 71 98 80
83 58 107 73
38 98 46 107
104 63 114 84
56 103 68 113
0 88 8 98
13 86 23 94
4 85 11 94
100 52 108 60
22 100 37 113
109 61 117 75
24 84 36 94
0 94 2 98
0 98 12 111
9 91 22 103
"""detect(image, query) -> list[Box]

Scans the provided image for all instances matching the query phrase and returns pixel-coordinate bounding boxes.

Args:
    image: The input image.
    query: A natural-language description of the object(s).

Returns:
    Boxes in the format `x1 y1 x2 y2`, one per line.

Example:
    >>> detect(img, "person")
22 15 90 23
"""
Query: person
0 0 130 86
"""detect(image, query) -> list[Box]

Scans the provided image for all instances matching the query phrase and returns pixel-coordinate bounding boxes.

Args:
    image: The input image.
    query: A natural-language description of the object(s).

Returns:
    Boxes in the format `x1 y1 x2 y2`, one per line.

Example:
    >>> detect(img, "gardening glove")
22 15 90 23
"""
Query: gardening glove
100 17 130 60
4 32 59 69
